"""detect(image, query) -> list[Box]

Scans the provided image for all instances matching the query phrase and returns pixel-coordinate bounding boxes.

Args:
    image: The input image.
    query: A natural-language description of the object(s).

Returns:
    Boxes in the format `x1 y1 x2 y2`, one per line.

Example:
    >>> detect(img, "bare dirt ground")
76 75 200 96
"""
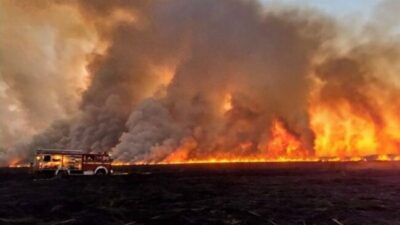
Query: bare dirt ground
1 162 400 225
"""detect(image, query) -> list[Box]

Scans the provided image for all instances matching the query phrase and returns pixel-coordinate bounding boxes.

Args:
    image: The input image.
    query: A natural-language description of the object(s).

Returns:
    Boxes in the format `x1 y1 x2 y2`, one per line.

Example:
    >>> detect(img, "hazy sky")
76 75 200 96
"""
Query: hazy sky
262 0 380 20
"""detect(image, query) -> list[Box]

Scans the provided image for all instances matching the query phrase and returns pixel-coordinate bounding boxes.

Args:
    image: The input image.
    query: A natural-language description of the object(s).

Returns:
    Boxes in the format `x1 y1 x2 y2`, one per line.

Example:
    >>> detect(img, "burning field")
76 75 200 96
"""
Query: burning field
1 0 400 165
2 0 400 224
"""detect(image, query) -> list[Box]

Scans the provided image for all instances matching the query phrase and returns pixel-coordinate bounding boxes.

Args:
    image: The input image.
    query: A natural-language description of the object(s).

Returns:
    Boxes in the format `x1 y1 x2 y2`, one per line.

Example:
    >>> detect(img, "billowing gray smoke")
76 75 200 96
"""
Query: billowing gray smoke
0 0 99 164
2 0 400 165
80 0 331 162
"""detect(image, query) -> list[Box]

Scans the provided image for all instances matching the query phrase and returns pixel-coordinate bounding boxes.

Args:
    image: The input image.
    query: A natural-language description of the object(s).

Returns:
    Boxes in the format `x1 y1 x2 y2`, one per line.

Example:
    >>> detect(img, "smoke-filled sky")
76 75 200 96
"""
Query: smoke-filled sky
263 0 379 19
1 0 400 165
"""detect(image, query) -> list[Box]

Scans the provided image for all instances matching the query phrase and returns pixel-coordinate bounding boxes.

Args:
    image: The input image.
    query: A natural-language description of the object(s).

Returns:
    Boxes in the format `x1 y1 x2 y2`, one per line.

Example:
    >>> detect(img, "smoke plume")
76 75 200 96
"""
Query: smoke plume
1 0 400 165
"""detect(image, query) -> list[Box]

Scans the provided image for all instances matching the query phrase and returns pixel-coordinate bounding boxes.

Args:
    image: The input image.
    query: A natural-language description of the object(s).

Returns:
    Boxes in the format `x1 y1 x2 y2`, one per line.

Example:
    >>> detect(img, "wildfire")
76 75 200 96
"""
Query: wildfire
125 113 400 165
10 101 400 167
111 155 400 166
222 93 233 112
8 162 31 168
143 94 400 165
266 120 307 159
309 100 400 158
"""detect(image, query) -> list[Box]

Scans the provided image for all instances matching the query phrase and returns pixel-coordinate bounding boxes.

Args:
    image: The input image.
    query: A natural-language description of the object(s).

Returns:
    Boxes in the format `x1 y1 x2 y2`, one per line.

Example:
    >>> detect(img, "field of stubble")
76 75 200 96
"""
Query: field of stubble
1 162 400 225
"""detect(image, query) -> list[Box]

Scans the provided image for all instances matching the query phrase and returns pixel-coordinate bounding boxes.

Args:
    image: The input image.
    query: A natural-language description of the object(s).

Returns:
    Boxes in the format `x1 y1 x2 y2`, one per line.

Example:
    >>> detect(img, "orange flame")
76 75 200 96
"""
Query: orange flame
266 120 307 159
11 93 400 167
153 94 400 165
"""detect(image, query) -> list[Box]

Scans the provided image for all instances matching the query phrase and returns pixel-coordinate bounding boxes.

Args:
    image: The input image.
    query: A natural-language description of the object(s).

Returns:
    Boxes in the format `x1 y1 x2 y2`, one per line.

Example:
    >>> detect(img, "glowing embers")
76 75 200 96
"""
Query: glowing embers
110 153 400 166
8 158 31 168
222 93 233 112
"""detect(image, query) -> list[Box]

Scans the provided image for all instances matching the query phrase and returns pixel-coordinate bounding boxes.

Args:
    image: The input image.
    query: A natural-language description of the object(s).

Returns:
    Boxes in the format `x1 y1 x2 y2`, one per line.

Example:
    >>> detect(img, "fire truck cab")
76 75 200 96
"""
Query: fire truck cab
34 149 113 176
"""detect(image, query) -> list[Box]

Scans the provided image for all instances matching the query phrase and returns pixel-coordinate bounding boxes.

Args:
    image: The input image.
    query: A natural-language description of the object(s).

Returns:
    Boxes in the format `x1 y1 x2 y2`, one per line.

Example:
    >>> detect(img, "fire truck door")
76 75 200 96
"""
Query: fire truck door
62 155 82 170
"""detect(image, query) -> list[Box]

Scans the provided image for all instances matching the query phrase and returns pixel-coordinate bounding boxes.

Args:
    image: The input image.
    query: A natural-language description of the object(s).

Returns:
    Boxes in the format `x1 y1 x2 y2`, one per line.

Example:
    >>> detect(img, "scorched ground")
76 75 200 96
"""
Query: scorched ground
1 162 400 225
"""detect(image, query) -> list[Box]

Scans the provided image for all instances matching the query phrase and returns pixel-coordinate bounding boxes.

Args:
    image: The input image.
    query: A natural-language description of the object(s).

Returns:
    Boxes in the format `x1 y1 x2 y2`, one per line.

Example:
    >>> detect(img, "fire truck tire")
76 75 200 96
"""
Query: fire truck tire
95 169 107 175
56 170 69 178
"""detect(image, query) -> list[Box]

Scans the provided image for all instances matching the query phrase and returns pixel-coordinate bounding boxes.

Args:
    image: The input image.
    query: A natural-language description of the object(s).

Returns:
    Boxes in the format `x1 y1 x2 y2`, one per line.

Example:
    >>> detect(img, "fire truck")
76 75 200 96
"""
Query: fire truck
34 149 113 176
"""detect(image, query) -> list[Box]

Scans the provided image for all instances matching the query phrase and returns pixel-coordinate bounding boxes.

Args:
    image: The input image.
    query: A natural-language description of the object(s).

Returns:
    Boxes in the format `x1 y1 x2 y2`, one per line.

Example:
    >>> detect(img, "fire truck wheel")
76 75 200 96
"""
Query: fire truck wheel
56 170 68 178
95 169 107 175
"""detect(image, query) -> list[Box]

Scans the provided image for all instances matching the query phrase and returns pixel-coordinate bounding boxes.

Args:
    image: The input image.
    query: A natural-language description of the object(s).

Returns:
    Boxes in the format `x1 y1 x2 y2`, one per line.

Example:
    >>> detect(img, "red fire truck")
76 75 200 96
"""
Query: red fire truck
34 149 113 176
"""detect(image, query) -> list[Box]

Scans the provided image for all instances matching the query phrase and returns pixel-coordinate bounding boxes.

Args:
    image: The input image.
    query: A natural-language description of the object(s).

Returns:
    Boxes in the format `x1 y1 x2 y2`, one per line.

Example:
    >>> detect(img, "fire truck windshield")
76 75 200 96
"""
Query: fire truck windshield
43 155 51 162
